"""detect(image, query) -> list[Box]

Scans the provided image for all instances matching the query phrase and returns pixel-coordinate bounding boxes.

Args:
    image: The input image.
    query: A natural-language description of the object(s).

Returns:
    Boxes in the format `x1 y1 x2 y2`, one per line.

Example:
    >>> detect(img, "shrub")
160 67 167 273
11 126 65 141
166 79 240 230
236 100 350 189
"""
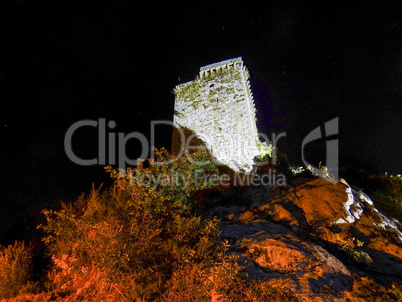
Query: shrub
370 173 402 221
373 173 402 205
0 241 34 299
40 148 225 301
162 262 213 302
254 146 305 181
209 253 300 302
355 277 402 301
163 252 300 302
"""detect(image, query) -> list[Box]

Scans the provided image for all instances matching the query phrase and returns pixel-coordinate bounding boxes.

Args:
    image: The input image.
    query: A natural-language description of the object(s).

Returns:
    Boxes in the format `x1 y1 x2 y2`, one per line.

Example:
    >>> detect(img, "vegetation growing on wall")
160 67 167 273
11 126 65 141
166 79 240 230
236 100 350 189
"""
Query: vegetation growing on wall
174 64 252 115
173 77 201 106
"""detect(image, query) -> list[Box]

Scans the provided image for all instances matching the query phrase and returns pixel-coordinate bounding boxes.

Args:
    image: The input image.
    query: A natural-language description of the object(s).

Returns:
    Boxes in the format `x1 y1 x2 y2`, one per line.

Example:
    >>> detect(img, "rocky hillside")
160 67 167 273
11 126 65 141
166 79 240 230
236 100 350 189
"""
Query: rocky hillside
205 177 402 301
1 169 402 301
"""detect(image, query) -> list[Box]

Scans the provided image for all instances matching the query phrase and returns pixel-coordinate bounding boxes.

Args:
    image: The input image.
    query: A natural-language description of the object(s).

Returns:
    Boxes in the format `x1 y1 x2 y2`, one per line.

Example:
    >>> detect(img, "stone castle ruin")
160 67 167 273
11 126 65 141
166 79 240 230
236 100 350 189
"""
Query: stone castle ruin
172 57 262 173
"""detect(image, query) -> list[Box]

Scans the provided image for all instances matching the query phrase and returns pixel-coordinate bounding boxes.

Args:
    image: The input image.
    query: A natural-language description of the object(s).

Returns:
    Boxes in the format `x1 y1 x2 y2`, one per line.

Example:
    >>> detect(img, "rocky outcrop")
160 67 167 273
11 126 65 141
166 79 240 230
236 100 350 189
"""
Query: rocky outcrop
206 177 402 301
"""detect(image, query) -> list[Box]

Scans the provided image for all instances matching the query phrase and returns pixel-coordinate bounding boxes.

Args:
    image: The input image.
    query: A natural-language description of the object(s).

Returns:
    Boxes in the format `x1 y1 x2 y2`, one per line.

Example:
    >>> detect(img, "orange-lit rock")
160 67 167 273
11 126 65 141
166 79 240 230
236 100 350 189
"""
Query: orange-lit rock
213 177 402 300
286 178 359 226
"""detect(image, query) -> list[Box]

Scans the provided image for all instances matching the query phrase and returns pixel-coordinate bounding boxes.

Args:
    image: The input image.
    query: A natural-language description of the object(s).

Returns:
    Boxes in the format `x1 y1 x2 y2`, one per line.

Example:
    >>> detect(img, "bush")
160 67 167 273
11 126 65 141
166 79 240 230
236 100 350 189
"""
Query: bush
373 173 402 205
355 277 402 301
40 148 225 301
163 252 300 302
0 241 34 299
254 146 305 182
208 253 300 302
370 173 402 221
162 262 213 302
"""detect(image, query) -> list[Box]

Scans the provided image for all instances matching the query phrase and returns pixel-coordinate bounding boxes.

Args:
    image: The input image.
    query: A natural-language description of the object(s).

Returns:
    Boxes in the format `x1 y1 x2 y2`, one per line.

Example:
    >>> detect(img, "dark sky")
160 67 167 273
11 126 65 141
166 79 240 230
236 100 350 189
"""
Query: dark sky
1 0 402 236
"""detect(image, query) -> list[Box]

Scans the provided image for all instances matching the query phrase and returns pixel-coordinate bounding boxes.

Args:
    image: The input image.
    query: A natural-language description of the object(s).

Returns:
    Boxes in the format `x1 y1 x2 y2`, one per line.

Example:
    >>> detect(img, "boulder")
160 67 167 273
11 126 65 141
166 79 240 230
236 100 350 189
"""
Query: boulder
211 177 402 300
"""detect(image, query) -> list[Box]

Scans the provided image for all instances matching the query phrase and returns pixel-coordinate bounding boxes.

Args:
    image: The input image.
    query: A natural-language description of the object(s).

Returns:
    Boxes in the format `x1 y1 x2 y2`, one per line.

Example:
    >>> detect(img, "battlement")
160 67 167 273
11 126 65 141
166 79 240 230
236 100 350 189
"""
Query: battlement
172 57 260 174
199 57 243 78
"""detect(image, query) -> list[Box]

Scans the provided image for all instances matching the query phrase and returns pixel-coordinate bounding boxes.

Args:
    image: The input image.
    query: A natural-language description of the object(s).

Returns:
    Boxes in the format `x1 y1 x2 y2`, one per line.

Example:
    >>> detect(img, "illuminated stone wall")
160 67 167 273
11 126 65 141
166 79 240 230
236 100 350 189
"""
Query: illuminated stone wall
173 57 260 173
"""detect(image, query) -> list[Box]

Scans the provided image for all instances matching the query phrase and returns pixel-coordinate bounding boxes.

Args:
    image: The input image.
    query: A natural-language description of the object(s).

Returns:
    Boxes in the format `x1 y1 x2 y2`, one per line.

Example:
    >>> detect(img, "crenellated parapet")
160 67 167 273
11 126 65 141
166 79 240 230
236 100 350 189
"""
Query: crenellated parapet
199 57 244 78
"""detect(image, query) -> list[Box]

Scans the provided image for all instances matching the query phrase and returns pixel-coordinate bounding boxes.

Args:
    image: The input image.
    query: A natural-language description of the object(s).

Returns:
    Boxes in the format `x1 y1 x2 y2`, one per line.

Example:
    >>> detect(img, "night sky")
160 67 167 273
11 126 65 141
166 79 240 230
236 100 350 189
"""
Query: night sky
1 1 402 239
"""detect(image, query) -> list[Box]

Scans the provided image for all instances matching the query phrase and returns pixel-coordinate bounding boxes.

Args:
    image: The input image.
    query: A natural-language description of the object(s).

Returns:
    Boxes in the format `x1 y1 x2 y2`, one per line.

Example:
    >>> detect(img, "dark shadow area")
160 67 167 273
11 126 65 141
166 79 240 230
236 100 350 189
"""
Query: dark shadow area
308 272 354 293
350 226 371 245
359 246 402 285
281 202 311 229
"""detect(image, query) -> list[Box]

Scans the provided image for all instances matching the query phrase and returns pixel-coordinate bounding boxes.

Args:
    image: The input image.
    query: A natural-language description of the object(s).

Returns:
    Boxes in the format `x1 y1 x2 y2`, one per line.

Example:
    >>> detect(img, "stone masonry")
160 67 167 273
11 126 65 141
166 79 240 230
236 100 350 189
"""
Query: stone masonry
172 57 261 173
